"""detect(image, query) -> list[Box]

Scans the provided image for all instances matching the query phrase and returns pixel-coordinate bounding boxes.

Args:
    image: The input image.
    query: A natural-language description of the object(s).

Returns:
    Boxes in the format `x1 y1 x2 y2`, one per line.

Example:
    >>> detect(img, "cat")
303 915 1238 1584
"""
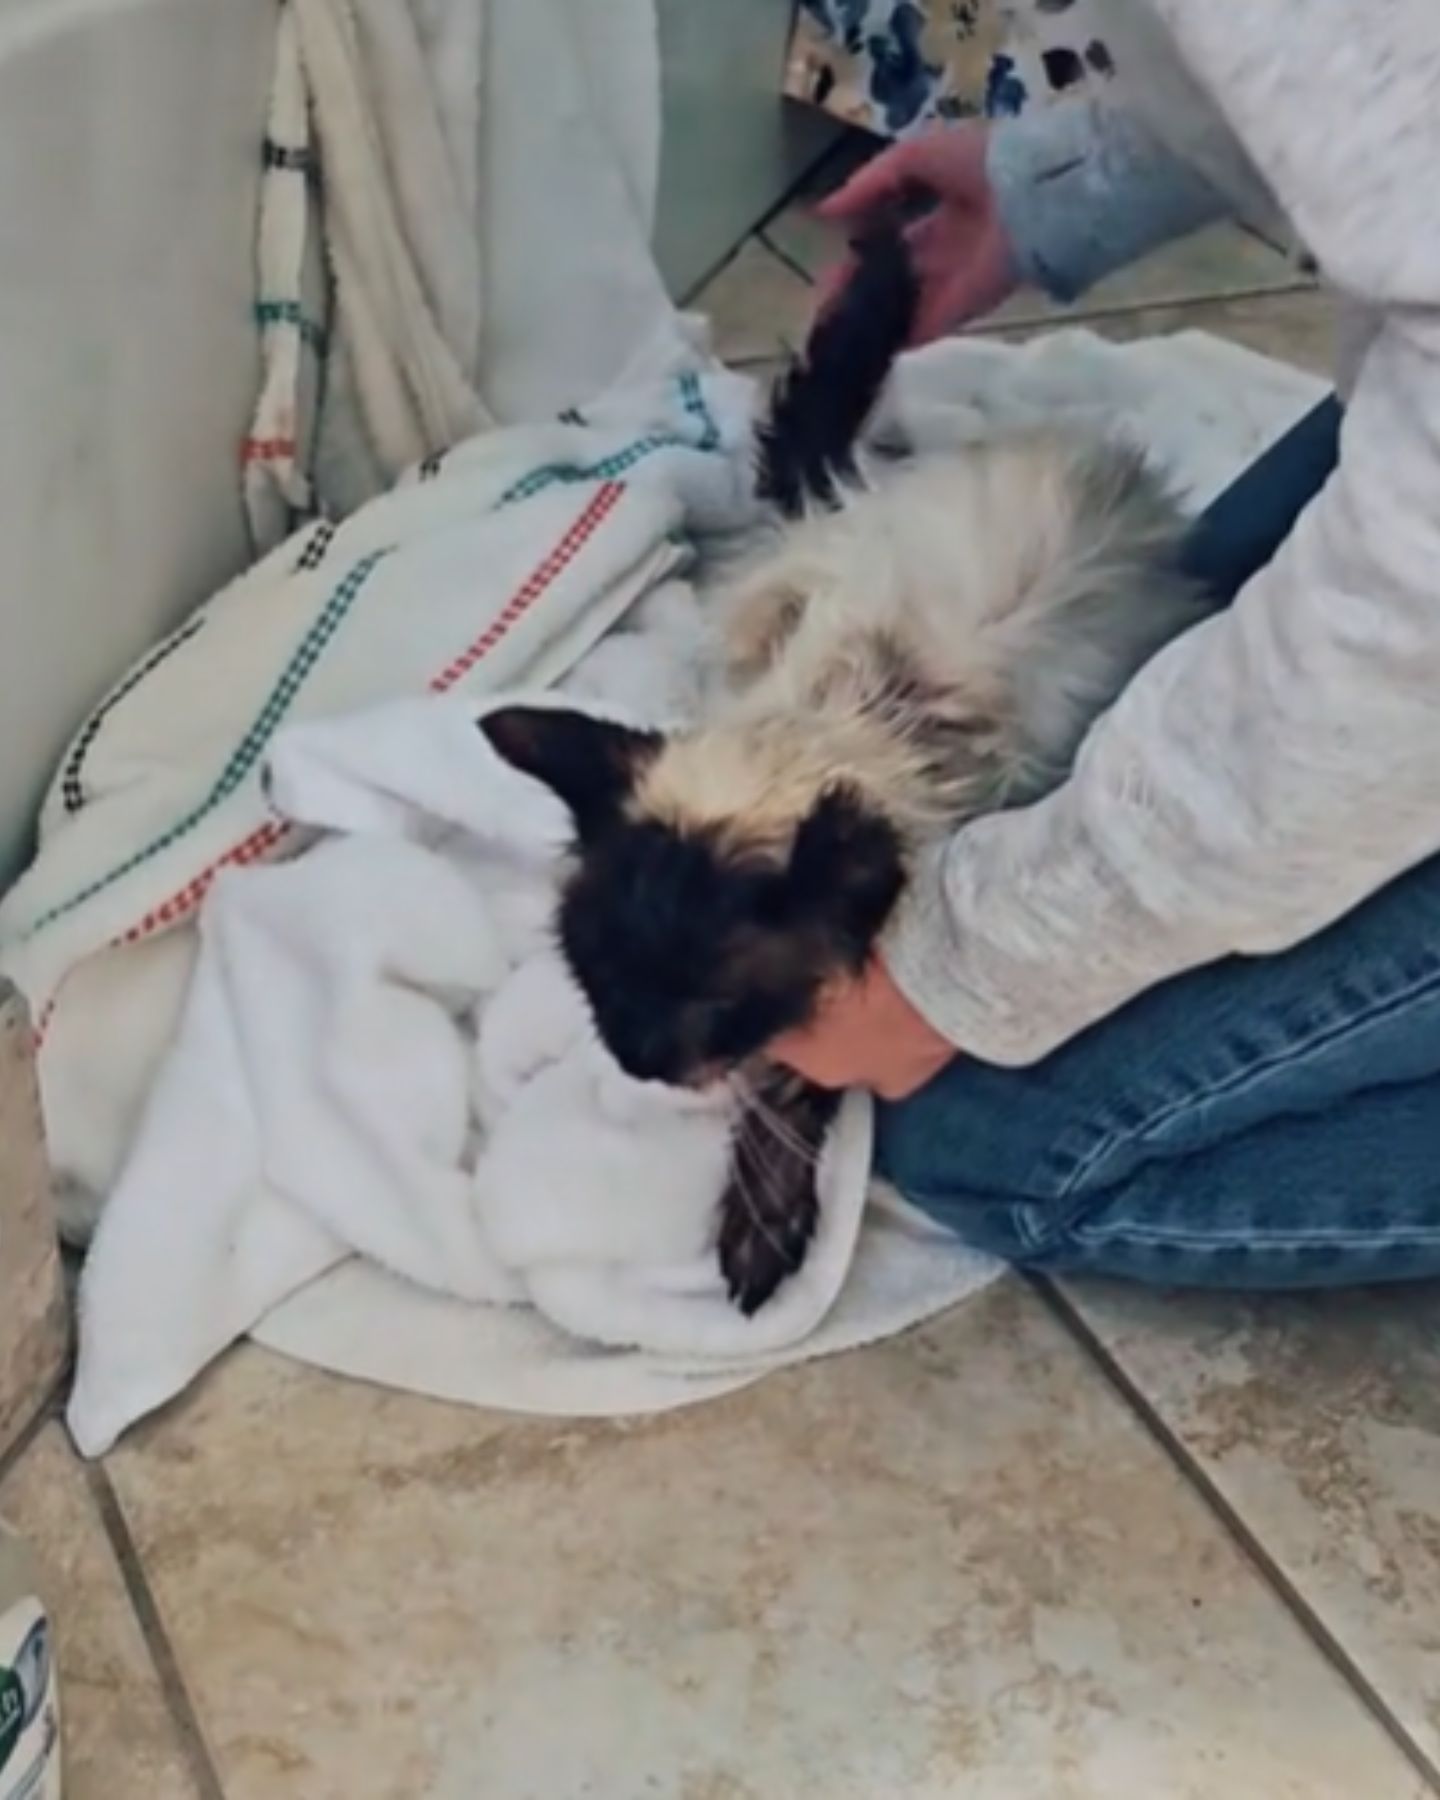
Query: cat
481 215 1204 1314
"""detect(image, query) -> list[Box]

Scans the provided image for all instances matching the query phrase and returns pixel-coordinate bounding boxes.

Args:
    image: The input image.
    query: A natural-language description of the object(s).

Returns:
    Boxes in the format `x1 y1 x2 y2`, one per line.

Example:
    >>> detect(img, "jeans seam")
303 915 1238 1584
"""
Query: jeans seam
900 1184 1053 1257
1071 1221 1440 1253
1057 962 1440 1203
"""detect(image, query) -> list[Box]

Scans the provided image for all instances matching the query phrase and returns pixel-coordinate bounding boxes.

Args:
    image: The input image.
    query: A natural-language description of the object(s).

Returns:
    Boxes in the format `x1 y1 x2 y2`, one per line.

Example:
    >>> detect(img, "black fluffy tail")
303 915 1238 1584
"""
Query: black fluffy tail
754 218 920 518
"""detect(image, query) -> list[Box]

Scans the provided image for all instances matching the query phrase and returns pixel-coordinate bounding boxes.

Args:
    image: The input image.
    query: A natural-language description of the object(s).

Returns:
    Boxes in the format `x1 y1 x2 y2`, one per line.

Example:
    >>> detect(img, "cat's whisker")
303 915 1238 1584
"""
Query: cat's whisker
739 1091 822 1166
735 1115 797 1212
731 1156 796 1266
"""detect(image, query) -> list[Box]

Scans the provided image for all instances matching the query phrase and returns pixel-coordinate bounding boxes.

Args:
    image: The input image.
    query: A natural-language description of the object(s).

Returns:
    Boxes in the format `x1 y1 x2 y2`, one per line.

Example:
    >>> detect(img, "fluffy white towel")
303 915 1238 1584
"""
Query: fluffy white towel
69 685 970 1457
876 326 1327 511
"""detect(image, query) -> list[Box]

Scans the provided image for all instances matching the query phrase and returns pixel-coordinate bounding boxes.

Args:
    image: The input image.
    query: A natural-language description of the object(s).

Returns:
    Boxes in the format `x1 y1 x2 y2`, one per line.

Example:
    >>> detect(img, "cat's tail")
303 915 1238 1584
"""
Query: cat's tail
754 212 920 519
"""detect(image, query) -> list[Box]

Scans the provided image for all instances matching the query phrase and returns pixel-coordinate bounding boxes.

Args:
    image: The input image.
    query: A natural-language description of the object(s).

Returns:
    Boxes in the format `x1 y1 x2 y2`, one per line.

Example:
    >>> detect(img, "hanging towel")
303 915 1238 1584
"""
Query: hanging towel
244 0 684 544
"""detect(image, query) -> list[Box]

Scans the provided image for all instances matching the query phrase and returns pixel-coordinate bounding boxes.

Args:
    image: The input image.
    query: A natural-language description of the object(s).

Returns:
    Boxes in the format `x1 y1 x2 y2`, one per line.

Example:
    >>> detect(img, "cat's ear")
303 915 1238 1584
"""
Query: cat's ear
785 784 905 962
479 706 662 840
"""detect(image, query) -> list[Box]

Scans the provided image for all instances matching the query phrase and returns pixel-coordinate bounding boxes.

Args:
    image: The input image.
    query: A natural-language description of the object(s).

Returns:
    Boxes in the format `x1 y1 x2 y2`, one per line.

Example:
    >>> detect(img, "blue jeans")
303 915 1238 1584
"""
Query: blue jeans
876 398 1440 1287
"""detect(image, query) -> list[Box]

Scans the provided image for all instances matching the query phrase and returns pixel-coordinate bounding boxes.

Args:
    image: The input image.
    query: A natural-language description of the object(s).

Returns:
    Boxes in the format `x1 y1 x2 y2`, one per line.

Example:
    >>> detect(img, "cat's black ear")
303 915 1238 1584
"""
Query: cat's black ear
786 784 905 964
479 706 662 839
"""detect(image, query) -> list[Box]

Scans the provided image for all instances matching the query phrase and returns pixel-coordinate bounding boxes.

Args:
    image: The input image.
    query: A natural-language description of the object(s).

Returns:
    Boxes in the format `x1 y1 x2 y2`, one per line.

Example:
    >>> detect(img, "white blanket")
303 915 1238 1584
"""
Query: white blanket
0 330 1326 1457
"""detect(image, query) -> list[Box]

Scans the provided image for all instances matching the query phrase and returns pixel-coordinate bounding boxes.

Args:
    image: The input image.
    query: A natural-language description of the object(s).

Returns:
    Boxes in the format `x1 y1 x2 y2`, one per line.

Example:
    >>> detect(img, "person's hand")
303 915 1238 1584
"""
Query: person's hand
817 125 1019 344
768 958 956 1100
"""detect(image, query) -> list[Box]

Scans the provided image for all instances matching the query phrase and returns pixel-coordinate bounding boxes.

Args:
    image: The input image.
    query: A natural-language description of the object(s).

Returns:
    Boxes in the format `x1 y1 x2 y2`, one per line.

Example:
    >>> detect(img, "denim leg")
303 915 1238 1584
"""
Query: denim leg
874 391 1440 1287
1181 396 1343 600
875 849 1440 1285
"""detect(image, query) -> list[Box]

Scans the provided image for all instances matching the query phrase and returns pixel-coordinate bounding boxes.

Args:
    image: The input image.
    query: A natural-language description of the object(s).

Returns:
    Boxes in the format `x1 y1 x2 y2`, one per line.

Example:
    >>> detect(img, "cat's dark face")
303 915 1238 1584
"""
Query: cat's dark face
480 707 905 1089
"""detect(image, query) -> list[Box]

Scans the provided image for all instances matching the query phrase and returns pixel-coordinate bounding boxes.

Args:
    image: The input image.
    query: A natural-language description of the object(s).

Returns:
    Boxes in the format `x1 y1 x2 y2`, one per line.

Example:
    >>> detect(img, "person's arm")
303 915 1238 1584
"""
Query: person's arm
986 98 1228 303
884 5 1440 1068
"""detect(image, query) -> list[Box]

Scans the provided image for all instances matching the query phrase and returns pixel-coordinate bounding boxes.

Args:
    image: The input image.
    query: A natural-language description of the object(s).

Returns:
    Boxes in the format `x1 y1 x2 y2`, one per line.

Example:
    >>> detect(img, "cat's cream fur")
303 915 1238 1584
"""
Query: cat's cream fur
636 428 1203 855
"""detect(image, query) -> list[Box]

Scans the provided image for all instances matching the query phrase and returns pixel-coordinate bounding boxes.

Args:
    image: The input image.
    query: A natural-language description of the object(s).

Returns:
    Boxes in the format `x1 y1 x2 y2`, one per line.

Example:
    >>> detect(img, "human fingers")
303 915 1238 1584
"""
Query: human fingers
816 138 934 225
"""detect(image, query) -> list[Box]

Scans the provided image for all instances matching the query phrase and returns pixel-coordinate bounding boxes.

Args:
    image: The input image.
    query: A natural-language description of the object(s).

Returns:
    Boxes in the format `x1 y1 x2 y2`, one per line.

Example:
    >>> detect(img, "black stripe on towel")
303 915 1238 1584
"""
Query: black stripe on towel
263 139 314 175
294 520 336 572
60 616 207 815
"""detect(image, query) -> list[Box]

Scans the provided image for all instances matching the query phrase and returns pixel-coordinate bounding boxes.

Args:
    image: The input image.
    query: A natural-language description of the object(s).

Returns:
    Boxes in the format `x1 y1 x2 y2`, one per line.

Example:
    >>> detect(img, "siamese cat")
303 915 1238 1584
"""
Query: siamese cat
483 218 1201 1312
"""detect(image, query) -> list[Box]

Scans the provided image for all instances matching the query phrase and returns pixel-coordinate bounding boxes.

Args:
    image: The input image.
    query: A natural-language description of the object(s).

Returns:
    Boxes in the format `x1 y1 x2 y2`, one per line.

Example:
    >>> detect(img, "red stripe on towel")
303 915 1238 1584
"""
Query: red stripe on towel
114 818 296 947
241 435 298 466
430 479 624 692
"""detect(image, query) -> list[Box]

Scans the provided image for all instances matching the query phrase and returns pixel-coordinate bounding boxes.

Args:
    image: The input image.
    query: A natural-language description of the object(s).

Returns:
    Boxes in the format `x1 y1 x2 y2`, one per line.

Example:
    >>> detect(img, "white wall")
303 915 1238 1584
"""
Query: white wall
0 0 276 882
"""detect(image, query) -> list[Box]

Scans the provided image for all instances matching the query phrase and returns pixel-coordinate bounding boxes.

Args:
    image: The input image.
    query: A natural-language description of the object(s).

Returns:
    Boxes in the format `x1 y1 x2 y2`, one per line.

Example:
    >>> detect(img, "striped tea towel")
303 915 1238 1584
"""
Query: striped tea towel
0 364 755 1228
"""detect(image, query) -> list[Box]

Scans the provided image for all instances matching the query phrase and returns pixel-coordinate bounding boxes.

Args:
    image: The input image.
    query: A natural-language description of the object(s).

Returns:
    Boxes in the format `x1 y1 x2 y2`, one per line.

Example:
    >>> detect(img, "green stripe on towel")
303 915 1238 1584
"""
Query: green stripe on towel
24 550 391 938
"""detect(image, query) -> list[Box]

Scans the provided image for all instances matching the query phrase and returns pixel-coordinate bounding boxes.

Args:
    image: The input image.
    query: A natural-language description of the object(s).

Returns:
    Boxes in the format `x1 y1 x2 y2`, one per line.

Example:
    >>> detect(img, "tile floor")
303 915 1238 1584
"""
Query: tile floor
10 144 1440 1800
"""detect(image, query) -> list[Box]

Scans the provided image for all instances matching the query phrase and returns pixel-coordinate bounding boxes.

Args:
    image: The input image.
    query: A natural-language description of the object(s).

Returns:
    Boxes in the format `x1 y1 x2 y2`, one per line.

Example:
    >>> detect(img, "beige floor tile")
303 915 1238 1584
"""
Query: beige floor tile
0 1424 201 1799
1058 1278 1440 1777
984 224 1309 334
758 132 878 282
1010 287 1338 379
757 195 843 287
693 237 817 366
103 1285 1426 1800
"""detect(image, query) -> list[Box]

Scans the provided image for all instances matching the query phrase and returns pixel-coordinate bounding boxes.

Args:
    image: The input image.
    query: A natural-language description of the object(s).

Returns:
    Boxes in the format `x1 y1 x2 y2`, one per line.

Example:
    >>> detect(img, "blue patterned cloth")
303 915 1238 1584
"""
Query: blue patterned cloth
787 0 1117 140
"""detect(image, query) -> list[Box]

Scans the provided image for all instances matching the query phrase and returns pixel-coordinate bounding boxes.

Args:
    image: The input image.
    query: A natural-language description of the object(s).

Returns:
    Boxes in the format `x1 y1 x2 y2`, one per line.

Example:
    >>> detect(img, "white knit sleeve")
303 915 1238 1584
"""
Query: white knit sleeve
887 303 1440 1062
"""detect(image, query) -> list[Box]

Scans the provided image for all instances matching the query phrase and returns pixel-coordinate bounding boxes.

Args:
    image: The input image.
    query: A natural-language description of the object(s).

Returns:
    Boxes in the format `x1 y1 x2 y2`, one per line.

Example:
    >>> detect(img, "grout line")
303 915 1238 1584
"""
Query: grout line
0 1246 85 1489
0 1294 78 1487
0 1387 65 1491
964 276 1318 337
1033 1275 1440 1797
713 269 1310 378
676 132 849 309
86 1461 229 1800
755 226 817 289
